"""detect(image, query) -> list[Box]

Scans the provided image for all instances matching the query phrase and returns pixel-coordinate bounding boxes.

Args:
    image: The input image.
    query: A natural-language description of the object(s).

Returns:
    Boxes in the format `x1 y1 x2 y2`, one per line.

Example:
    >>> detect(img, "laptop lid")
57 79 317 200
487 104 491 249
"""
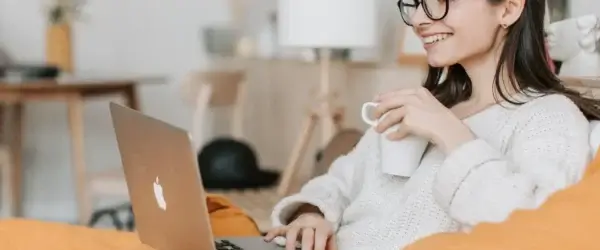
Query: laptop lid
109 102 216 250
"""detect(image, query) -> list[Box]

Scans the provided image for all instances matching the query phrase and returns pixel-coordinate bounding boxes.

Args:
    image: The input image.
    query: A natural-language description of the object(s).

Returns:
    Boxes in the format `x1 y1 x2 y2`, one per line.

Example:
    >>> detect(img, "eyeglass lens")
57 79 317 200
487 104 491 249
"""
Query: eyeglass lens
400 0 448 25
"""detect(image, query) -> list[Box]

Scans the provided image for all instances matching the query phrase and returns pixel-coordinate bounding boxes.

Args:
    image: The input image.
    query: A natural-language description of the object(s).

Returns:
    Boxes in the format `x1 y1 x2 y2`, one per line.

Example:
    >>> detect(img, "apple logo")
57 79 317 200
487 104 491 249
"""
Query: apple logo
153 176 167 211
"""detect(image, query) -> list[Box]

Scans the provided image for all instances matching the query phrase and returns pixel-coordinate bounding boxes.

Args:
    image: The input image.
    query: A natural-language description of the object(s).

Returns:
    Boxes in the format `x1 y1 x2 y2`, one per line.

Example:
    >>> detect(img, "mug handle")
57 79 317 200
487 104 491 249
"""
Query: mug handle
361 102 379 127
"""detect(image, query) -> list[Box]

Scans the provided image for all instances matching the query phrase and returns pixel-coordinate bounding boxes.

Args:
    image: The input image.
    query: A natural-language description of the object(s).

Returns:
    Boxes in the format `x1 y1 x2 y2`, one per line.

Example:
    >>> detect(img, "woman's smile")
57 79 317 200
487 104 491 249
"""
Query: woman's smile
420 32 453 50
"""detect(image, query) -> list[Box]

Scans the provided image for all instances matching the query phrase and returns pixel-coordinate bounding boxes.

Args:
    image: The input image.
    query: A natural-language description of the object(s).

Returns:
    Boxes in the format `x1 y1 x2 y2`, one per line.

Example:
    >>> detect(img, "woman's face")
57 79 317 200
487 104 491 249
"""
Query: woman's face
409 0 505 67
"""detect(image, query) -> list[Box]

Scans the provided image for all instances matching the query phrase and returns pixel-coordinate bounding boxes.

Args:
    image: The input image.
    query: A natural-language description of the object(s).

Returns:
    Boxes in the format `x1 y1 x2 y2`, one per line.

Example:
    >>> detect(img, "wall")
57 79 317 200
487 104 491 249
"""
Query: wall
569 0 600 17
0 0 425 222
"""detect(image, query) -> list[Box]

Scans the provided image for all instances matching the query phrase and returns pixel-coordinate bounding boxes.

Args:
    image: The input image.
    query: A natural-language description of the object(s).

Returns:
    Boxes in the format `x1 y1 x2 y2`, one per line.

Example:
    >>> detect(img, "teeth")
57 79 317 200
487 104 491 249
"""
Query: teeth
423 34 452 45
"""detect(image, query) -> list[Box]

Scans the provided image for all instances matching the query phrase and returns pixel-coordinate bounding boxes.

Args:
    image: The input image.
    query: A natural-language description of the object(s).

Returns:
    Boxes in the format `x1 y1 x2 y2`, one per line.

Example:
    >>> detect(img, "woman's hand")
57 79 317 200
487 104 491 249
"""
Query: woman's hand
264 213 337 250
372 87 475 153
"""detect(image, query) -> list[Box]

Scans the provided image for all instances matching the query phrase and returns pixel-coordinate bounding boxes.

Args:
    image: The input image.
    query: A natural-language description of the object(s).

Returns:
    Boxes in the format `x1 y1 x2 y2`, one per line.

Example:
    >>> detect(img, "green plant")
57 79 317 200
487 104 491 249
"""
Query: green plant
45 0 87 25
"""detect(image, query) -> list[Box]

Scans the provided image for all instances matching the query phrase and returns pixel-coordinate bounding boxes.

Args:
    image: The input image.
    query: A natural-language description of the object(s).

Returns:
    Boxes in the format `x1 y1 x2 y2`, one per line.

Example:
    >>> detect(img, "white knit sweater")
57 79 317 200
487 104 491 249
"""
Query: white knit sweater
271 94 591 250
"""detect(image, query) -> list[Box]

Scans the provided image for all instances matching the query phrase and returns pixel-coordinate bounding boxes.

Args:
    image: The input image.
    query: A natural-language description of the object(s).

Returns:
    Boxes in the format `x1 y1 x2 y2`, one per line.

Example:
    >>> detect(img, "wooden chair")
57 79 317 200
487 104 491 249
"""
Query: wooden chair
312 128 363 177
183 70 246 151
186 69 300 232
87 133 131 225
183 70 281 230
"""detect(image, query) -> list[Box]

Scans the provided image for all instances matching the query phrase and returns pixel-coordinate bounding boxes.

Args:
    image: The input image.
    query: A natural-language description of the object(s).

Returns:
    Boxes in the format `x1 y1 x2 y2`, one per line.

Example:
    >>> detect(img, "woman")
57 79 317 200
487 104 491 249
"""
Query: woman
265 0 598 249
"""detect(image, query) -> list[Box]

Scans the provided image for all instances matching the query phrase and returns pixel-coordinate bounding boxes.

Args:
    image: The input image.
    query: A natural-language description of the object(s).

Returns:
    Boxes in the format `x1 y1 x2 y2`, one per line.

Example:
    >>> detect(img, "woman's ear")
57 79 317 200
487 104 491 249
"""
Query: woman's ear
498 0 526 27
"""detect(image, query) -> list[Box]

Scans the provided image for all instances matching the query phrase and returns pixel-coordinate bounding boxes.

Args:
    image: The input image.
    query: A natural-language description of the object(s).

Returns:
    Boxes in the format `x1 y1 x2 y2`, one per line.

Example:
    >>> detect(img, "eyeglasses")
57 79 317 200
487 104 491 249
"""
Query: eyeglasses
397 0 449 26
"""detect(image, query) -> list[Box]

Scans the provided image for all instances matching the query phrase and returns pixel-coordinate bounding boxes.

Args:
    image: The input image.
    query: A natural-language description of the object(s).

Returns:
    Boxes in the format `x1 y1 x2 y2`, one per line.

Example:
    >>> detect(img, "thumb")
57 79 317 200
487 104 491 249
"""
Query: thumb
326 236 338 250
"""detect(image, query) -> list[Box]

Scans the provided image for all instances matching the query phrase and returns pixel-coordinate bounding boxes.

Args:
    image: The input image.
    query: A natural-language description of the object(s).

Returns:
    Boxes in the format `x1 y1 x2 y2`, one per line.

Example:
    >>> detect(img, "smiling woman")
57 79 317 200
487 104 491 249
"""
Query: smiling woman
265 1 598 249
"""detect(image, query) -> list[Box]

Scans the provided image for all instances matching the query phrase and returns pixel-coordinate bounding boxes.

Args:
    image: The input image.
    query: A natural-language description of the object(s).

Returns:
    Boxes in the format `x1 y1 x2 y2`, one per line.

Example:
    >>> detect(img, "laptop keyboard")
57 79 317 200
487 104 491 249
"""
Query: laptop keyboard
215 240 243 250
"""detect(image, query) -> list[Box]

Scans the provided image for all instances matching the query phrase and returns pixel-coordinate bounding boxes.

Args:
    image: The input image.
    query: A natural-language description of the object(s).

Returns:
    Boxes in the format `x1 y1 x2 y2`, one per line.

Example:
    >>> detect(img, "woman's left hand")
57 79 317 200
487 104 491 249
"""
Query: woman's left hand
372 87 475 153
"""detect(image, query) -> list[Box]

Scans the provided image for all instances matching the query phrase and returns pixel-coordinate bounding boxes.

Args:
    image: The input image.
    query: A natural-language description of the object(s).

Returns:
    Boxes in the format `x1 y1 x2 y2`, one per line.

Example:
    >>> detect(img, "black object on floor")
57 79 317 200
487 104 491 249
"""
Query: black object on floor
0 64 60 79
88 203 135 231
198 137 280 190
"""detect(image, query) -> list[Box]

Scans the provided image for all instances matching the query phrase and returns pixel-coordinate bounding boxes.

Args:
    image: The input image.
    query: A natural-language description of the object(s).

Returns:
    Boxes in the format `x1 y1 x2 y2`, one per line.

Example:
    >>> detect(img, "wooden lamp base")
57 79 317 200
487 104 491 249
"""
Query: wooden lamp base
276 48 346 196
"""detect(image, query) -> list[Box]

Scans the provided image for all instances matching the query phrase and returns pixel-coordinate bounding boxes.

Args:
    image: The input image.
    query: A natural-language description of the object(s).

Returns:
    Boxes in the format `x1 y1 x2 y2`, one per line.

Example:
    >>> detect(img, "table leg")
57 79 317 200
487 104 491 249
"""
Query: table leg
124 85 140 110
8 103 23 217
66 95 90 225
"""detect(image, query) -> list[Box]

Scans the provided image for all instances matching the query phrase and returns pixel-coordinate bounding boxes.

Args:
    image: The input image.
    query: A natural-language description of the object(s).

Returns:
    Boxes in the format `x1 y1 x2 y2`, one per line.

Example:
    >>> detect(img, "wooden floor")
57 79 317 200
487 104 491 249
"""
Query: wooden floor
211 187 281 232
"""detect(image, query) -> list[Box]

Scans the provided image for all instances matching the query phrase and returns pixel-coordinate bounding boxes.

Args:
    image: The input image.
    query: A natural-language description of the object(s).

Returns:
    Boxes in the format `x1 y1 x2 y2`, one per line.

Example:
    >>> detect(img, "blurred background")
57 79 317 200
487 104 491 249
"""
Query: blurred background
0 0 592 232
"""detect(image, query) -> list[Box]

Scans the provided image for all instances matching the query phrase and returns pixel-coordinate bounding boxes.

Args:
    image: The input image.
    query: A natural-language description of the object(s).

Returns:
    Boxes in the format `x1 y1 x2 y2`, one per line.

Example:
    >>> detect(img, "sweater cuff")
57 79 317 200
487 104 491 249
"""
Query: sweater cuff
270 194 342 232
434 139 502 209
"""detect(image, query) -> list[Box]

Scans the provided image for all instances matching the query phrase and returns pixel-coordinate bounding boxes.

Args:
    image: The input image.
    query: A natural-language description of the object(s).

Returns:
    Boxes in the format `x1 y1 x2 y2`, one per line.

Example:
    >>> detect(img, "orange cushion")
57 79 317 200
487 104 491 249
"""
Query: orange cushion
405 150 600 250
206 194 262 237
0 194 260 250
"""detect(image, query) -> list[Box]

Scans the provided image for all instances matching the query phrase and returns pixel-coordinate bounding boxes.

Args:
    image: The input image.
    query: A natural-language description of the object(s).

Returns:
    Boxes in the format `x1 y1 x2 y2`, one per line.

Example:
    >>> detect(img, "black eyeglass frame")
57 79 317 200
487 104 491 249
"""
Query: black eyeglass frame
397 0 450 26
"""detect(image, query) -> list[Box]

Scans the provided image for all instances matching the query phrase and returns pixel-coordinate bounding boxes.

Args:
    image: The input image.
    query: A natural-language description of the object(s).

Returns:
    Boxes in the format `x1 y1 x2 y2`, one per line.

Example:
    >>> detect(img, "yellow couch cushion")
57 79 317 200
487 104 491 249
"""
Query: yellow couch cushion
0 194 260 250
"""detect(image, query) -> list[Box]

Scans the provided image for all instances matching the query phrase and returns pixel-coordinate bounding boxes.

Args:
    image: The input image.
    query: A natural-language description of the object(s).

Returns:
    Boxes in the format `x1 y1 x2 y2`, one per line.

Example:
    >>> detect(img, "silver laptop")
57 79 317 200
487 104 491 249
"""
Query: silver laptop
109 102 281 250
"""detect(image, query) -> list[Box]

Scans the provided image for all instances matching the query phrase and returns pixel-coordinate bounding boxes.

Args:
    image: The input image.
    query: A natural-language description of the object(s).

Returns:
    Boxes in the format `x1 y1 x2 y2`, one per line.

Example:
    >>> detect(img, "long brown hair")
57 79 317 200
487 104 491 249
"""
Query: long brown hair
424 0 600 119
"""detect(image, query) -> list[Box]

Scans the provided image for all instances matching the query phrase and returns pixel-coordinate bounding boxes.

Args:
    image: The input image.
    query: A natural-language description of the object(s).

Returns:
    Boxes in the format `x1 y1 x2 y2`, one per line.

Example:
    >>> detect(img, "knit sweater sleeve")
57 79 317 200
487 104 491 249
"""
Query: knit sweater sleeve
433 95 591 228
270 129 378 231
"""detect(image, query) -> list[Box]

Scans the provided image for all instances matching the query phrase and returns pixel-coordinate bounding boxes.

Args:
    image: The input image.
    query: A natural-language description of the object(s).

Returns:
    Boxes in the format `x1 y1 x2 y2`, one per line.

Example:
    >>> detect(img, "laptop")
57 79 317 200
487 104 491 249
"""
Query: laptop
109 103 282 250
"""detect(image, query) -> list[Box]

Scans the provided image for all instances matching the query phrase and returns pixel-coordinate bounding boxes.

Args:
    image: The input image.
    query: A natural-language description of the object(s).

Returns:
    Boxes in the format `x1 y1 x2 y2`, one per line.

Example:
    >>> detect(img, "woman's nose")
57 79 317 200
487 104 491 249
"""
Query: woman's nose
410 4 432 27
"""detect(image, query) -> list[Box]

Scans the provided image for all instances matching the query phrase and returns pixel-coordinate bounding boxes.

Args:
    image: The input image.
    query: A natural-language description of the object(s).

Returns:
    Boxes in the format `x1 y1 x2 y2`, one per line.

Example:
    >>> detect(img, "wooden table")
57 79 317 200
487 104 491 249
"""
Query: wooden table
0 76 155 224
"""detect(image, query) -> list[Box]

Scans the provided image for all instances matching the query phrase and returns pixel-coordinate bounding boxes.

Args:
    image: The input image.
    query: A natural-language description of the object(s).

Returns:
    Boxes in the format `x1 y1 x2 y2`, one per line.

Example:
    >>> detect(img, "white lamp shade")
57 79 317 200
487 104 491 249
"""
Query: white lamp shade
277 0 377 48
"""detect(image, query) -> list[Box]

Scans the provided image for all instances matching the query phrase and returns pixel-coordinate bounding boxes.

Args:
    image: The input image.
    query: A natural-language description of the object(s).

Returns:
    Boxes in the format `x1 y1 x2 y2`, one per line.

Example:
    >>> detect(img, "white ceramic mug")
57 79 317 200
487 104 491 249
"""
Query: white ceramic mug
361 102 429 177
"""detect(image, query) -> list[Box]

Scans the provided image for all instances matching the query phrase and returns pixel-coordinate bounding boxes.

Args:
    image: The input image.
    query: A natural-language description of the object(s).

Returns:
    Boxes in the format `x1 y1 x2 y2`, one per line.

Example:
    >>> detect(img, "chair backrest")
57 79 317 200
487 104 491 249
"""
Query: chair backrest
182 70 246 151
313 129 363 177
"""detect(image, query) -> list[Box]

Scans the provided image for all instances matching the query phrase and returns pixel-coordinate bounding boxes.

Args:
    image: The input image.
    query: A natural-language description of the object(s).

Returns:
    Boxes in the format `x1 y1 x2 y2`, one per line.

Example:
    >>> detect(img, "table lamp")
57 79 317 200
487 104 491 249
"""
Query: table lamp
276 0 377 195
